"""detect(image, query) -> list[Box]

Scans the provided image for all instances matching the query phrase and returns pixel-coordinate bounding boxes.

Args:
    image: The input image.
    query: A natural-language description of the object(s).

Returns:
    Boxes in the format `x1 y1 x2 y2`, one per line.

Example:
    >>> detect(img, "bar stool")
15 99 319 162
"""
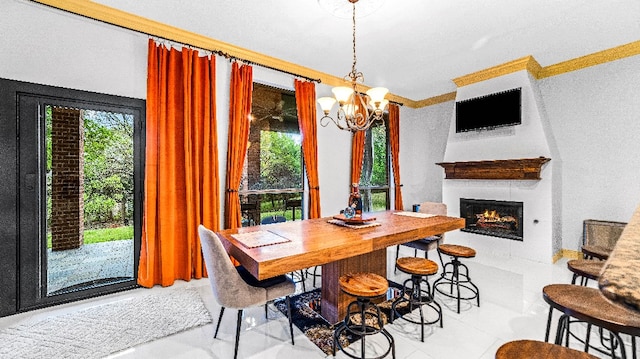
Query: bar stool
432 244 480 313
567 259 604 286
543 284 640 359
496 340 599 359
332 273 395 359
390 257 442 342
581 244 612 260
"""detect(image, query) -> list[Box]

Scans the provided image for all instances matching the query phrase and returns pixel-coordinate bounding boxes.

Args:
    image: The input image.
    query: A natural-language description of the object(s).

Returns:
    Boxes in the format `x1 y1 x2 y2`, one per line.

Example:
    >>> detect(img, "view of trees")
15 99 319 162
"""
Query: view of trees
256 130 302 190
46 107 134 230
360 121 389 211
83 110 134 227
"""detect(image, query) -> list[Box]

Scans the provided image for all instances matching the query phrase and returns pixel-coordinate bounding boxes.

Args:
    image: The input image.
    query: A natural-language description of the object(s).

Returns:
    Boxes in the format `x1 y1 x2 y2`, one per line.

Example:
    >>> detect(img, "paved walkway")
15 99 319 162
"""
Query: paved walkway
47 239 134 294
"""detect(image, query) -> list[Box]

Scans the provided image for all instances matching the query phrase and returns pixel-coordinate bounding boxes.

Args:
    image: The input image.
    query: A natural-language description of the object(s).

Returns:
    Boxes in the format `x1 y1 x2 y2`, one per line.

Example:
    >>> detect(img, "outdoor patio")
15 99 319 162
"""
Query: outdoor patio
47 239 134 294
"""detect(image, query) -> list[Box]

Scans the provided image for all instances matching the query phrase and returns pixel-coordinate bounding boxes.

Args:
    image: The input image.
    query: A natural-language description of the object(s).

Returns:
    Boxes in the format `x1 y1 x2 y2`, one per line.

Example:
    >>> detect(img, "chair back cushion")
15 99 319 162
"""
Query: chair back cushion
418 202 447 216
198 225 266 308
418 201 447 242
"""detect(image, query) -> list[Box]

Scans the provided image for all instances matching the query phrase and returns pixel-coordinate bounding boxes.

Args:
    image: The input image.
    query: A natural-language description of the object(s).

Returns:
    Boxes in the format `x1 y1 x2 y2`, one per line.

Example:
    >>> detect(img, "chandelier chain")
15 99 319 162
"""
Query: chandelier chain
348 2 364 84
351 2 357 78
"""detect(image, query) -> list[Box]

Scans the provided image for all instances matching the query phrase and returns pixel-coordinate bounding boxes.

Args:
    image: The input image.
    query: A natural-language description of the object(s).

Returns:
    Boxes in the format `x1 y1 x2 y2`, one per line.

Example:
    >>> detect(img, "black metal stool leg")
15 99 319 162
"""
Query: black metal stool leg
544 306 554 342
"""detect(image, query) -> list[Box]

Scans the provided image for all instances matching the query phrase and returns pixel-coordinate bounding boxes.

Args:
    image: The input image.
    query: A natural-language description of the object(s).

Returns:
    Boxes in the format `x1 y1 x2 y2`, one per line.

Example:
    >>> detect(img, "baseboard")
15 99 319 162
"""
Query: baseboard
552 249 583 262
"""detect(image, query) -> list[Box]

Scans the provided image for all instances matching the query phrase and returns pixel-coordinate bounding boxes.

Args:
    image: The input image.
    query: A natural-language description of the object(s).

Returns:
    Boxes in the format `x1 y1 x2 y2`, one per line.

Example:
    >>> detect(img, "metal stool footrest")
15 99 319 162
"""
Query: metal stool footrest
332 297 396 359
432 258 480 313
390 275 442 342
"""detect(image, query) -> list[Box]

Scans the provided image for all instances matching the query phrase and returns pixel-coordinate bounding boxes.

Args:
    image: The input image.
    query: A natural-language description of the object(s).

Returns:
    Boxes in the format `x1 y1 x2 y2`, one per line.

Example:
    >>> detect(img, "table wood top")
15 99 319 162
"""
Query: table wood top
216 210 465 280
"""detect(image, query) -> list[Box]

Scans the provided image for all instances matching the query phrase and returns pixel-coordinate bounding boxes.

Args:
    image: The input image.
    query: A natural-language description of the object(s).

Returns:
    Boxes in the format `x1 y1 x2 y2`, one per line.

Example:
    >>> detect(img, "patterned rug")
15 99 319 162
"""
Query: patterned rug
275 284 410 355
0 288 212 359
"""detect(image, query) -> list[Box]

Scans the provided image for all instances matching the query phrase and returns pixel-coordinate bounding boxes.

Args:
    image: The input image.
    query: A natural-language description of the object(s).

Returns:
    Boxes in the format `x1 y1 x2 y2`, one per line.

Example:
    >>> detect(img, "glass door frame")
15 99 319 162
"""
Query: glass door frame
16 84 144 312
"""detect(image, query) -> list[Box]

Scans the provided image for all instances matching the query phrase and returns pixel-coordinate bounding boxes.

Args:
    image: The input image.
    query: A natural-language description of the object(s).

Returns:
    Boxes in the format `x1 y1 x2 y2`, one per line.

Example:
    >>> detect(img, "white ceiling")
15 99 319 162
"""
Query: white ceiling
94 0 640 101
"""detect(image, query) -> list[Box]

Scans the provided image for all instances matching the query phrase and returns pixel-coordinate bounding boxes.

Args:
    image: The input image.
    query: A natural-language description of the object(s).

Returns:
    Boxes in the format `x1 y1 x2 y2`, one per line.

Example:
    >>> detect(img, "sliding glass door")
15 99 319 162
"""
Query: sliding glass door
15 83 144 312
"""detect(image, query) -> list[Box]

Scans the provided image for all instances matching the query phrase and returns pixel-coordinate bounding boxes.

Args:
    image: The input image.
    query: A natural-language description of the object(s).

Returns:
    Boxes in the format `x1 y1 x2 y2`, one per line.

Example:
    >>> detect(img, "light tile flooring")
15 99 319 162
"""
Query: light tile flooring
1 247 633 358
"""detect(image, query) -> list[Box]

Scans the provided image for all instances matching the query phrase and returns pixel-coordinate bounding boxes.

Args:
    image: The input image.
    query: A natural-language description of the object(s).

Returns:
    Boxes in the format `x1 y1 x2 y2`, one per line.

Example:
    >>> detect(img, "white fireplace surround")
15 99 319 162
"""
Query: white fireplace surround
442 70 561 263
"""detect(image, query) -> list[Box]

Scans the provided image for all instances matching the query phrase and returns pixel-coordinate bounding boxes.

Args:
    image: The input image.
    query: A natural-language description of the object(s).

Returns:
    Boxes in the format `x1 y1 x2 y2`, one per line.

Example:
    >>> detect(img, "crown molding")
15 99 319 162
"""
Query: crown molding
538 40 640 79
452 56 542 88
413 92 457 108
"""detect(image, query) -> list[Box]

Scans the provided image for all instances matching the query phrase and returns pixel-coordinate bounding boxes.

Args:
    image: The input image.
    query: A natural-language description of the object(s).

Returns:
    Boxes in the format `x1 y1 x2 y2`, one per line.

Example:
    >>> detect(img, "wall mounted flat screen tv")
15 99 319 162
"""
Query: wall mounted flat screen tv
455 87 521 133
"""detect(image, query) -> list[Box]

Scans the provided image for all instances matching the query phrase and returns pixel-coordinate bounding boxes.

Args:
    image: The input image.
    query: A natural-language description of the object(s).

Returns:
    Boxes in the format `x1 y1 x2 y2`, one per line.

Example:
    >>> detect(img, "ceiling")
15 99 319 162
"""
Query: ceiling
93 0 640 102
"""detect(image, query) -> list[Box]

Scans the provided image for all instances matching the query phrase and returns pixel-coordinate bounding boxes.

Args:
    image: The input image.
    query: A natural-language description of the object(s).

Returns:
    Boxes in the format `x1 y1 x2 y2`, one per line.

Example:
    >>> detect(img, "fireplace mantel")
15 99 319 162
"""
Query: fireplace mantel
436 157 551 180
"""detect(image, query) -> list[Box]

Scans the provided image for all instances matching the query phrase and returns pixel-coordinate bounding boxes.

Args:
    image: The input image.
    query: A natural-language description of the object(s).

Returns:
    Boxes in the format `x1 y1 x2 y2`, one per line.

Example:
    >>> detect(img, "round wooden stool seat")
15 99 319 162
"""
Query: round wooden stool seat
567 259 604 281
438 244 476 258
396 257 438 276
339 272 389 298
543 284 640 357
334 272 396 358
581 245 612 260
543 284 640 333
496 340 598 359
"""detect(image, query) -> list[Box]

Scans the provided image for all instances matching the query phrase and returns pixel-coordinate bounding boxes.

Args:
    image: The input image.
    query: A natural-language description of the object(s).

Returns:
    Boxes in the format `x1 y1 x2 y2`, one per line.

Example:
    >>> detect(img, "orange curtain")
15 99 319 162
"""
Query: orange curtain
139 39 220 288
350 129 366 185
224 62 253 229
388 103 404 210
294 80 321 219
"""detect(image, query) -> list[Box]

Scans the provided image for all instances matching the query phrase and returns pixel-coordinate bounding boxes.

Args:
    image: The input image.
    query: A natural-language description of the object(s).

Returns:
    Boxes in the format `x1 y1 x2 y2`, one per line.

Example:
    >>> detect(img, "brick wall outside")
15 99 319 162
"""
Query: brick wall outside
51 107 84 251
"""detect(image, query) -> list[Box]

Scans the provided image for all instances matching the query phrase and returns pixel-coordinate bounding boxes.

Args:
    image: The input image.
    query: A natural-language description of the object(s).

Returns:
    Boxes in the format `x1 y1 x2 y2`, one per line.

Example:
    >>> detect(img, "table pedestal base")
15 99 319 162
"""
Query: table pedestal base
321 249 387 324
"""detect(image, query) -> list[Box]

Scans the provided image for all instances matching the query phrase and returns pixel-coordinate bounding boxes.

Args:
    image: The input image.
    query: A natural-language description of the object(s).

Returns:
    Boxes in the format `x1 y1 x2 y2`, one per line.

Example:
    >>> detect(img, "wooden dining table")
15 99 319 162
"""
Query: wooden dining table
215 210 465 323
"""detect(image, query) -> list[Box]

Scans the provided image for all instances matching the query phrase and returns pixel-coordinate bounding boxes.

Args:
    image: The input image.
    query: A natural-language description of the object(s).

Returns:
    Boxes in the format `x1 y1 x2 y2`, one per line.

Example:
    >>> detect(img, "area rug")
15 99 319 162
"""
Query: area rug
0 288 212 359
274 285 409 355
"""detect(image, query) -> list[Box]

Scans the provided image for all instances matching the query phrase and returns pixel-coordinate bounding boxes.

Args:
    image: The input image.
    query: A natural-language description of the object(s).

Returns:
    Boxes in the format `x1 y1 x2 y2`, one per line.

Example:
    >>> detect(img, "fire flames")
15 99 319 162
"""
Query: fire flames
476 209 517 229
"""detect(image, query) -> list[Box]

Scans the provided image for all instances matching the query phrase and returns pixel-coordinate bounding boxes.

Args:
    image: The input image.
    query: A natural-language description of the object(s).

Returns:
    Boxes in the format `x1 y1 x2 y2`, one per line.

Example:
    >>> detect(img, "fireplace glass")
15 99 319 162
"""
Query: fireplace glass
460 198 524 241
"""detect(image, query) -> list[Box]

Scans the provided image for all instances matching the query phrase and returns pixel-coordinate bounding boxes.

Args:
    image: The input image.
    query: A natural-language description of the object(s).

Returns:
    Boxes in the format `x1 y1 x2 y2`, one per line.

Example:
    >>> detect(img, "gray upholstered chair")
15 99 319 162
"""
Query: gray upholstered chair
198 225 295 359
395 202 447 274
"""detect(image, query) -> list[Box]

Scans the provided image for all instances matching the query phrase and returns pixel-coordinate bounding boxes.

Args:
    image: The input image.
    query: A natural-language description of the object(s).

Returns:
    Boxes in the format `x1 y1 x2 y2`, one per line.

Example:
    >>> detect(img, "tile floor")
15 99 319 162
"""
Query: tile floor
1 247 632 358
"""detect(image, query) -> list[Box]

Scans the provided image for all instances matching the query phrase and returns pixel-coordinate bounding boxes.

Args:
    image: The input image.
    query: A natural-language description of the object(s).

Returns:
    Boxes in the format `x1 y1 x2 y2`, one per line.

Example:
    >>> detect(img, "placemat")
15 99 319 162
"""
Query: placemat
231 230 291 249
327 219 382 229
393 211 437 218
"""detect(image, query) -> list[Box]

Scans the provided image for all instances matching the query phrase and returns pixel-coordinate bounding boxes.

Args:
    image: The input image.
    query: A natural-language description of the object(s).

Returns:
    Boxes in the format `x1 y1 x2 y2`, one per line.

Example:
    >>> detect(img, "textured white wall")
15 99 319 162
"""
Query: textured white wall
398 102 453 209
540 55 640 250
1 1 147 99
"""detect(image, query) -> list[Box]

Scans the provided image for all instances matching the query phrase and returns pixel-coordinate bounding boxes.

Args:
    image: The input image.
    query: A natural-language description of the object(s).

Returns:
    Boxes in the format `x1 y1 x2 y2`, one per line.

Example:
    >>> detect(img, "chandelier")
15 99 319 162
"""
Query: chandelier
317 0 389 132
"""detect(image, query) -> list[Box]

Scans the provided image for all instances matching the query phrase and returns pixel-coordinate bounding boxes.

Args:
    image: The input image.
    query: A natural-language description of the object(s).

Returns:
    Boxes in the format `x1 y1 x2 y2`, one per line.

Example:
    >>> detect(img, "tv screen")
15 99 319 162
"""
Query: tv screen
455 88 521 133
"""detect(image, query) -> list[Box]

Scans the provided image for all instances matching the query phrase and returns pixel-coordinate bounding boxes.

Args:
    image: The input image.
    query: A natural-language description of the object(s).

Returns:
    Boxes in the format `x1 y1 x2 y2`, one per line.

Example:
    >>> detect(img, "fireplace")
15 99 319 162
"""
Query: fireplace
460 198 524 241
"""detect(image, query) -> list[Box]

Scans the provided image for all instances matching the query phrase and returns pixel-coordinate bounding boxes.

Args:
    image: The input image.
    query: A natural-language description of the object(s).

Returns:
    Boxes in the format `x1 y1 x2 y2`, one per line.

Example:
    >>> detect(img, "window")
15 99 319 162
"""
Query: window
360 118 390 212
240 83 303 225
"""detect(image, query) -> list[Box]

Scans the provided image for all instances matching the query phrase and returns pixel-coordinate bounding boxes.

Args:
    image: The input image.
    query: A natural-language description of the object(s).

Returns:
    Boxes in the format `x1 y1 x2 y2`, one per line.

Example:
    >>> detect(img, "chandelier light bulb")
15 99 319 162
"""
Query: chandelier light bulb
366 87 389 104
317 97 337 114
375 99 389 113
332 86 354 104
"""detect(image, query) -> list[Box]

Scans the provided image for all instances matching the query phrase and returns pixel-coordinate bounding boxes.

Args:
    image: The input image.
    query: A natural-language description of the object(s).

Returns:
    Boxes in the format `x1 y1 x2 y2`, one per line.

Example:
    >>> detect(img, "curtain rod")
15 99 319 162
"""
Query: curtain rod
151 36 321 84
